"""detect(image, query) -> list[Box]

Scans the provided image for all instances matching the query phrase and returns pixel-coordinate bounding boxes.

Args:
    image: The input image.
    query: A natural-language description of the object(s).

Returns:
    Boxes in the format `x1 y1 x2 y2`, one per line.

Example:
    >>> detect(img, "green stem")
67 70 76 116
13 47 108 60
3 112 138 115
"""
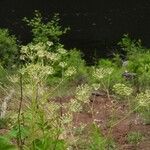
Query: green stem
17 74 23 150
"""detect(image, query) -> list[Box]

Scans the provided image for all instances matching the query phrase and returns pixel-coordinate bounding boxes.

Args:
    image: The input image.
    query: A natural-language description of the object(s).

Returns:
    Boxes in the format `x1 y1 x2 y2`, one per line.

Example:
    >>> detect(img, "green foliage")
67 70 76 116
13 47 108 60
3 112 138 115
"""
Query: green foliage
15 42 89 149
117 35 150 90
98 59 116 68
127 131 143 144
8 125 29 140
88 124 116 150
97 59 125 89
118 34 145 56
89 124 107 150
1 12 150 150
22 11 87 87
9 13 92 149
65 49 87 80
30 138 67 150
23 11 69 43
90 59 125 98
0 29 18 68
126 51 150 90
112 53 122 67
19 33 86 87
0 136 16 150
0 65 8 85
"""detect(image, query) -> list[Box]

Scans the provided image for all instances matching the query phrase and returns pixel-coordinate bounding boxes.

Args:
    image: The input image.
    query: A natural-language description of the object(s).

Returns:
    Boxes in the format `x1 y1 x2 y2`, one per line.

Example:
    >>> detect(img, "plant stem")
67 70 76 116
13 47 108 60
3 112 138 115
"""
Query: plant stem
17 73 23 150
101 81 110 100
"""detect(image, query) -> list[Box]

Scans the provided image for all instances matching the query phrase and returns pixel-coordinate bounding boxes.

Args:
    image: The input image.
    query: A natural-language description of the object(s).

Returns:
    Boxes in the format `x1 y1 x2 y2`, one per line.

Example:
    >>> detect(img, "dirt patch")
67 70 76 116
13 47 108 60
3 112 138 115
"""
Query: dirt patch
0 128 9 135
53 93 150 149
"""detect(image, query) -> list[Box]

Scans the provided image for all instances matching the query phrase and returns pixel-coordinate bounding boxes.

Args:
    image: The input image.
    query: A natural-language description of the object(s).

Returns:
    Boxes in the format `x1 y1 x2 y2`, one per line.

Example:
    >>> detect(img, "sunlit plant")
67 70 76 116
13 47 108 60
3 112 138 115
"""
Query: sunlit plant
113 83 133 97
93 67 114 80
75 84 92 104
23 11 69 43
135 90 150 124
92 67 114 99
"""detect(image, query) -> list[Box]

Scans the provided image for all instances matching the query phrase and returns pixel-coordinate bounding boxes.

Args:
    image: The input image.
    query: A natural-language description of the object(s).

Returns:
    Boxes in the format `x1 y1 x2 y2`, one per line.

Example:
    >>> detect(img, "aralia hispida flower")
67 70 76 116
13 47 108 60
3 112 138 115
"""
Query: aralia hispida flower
64 66 76 77
20 63 54 84
92 83 101 91
135 90 150 124
92 67 114 99
113 83 133 97
136 90 150 107
59 62 67 68
75 84 92 103
92 67 114 80
68 98 82 113
57 48 67 55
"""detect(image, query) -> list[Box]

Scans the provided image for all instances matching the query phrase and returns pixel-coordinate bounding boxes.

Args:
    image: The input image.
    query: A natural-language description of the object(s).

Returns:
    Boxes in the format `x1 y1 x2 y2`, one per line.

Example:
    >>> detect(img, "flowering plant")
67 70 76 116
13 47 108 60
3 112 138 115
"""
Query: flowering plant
113 83 133 97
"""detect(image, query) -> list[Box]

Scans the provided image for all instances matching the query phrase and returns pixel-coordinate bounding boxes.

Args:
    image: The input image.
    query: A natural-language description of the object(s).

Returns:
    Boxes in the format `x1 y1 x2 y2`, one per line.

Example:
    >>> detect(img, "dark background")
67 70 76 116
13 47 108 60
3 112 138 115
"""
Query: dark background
0 0 150 61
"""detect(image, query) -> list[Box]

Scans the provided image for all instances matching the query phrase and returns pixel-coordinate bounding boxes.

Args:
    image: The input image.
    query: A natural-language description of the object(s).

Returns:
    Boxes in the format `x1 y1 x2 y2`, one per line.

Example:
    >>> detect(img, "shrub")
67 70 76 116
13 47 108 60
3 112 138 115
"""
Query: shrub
90 59 125 97
23 11 69 44
0 29 18 68
126 52 150 90
118 35 150 90
118 34 145 57
98 59 125 89
64 49 88 85
22 12 87 88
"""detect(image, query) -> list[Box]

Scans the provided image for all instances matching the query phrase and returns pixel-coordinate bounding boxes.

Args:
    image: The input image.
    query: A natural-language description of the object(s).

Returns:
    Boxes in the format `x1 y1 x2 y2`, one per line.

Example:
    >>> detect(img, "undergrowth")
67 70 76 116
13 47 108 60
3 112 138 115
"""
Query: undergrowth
0 11 149 150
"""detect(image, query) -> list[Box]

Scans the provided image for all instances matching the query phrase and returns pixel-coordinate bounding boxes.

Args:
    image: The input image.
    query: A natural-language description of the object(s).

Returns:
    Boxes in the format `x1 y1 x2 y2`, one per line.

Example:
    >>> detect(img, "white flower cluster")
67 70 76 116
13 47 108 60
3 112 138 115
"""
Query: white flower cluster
46 102 60 119
46 41 53 47
68 99 82 112
44 66 54 75
33 42 46 52
21 63 54 82
61 113 73 124
75 84 92 103
8 75 19 83
59 62 67 68
136 90 150 107
57 48 67 55
92 83 101 91
20 43 47 61
93 67 114 80
113 83 133 97
46 52 61 61
20 42 64 63
20 46 29 60
20 45 29 54
37 50 45 58
65 66 76 77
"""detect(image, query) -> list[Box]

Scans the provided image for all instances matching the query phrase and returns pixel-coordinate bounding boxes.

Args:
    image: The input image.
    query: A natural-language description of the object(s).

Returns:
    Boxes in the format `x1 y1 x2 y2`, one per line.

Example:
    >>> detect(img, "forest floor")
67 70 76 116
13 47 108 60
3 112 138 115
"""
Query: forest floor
0 92 150 150
53 92 150 150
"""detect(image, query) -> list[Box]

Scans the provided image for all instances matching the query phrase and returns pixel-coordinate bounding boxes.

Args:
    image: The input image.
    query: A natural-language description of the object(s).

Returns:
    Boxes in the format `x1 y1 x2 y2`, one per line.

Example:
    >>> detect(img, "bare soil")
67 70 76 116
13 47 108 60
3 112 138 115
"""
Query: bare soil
54 93 150 150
